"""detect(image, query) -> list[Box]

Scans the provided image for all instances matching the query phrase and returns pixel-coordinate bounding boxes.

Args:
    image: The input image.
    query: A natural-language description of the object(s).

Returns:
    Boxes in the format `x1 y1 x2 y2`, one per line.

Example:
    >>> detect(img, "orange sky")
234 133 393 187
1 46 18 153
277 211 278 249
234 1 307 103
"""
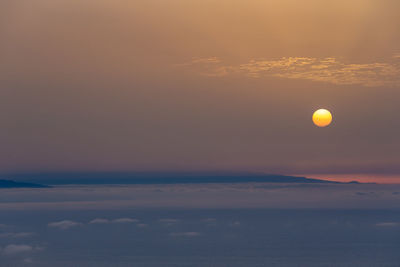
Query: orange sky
0 0 400 182
304 174 400 184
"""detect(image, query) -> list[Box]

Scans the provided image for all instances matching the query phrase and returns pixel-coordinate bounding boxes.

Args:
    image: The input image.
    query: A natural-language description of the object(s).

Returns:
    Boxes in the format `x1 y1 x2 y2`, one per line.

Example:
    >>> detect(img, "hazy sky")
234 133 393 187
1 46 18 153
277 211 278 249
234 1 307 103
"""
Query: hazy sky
1 0 400 181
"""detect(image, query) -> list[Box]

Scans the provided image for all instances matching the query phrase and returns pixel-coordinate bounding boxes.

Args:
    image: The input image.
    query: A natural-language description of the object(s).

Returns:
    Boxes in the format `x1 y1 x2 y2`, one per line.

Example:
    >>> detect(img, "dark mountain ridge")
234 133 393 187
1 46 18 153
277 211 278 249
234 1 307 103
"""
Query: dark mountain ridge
0 179 50 188
0 172 356 186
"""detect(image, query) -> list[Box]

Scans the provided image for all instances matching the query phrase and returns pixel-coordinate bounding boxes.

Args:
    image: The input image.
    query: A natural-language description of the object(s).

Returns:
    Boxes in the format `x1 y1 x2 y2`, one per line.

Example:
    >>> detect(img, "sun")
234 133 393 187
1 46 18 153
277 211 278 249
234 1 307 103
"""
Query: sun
312 109 332 127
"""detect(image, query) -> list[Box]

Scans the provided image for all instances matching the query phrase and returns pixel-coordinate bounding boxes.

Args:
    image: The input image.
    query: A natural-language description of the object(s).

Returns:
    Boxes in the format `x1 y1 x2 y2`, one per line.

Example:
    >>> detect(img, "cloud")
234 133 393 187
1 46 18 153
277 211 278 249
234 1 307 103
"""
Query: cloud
137 223 148 228
89 218 139 224
229 221 241 227
175 57 221 67
2 244 33 255
178 57 231 77
0 232 35 238
375 222 399 227
48 220 82 230
89 218 110 224
184 57 400 87
169 232 201 237
159 218 180 227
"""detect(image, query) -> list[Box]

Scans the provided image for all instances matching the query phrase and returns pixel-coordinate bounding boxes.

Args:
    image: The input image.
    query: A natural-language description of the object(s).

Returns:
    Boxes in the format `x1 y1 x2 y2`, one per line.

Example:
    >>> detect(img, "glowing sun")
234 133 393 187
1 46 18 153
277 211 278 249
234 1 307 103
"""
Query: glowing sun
312 109 332 127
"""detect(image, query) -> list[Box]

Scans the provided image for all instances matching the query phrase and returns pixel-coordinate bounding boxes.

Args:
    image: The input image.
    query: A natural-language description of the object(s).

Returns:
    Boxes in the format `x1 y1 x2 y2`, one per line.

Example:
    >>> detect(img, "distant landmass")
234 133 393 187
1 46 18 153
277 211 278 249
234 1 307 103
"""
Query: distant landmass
0 179 50 188
0 172 357 186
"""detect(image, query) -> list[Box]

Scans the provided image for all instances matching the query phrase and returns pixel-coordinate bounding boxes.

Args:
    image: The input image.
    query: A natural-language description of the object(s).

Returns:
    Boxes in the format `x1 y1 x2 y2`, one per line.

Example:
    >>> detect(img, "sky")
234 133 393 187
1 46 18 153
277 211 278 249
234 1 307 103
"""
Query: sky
1 0 400 182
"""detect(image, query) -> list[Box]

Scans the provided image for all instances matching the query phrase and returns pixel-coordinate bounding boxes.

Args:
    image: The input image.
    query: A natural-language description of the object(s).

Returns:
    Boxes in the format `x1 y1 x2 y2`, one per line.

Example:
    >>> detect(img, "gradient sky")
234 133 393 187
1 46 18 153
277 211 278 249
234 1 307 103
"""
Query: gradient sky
1 0 400 182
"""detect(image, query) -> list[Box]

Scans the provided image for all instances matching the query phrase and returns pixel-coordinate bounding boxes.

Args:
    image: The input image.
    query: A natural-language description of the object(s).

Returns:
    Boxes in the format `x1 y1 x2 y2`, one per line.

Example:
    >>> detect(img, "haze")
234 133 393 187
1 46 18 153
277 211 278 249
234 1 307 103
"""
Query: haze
1 0 400 182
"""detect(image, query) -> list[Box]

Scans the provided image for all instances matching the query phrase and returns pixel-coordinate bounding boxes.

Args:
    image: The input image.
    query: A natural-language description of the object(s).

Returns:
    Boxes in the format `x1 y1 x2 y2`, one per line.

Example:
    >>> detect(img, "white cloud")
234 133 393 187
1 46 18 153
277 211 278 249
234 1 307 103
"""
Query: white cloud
48 220 82 230
137 223 148 228
89 218 110 224
2 244 33 255
169 232 201 237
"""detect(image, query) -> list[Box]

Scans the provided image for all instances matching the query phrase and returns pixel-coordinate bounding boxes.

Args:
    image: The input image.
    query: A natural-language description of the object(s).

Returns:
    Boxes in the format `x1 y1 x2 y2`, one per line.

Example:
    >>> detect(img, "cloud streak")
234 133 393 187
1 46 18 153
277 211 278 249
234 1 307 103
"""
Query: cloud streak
0 232 35 238
184 56 400 87
89 218 139 224
48 220 82 230
2 244 33 255
89 218 110 224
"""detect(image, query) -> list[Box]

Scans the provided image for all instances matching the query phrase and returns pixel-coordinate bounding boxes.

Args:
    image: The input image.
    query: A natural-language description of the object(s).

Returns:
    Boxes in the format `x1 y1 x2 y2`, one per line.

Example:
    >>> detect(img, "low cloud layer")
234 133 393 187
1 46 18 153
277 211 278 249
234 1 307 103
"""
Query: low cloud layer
2 185 400 266
2 183 400 210
48 217 141 228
